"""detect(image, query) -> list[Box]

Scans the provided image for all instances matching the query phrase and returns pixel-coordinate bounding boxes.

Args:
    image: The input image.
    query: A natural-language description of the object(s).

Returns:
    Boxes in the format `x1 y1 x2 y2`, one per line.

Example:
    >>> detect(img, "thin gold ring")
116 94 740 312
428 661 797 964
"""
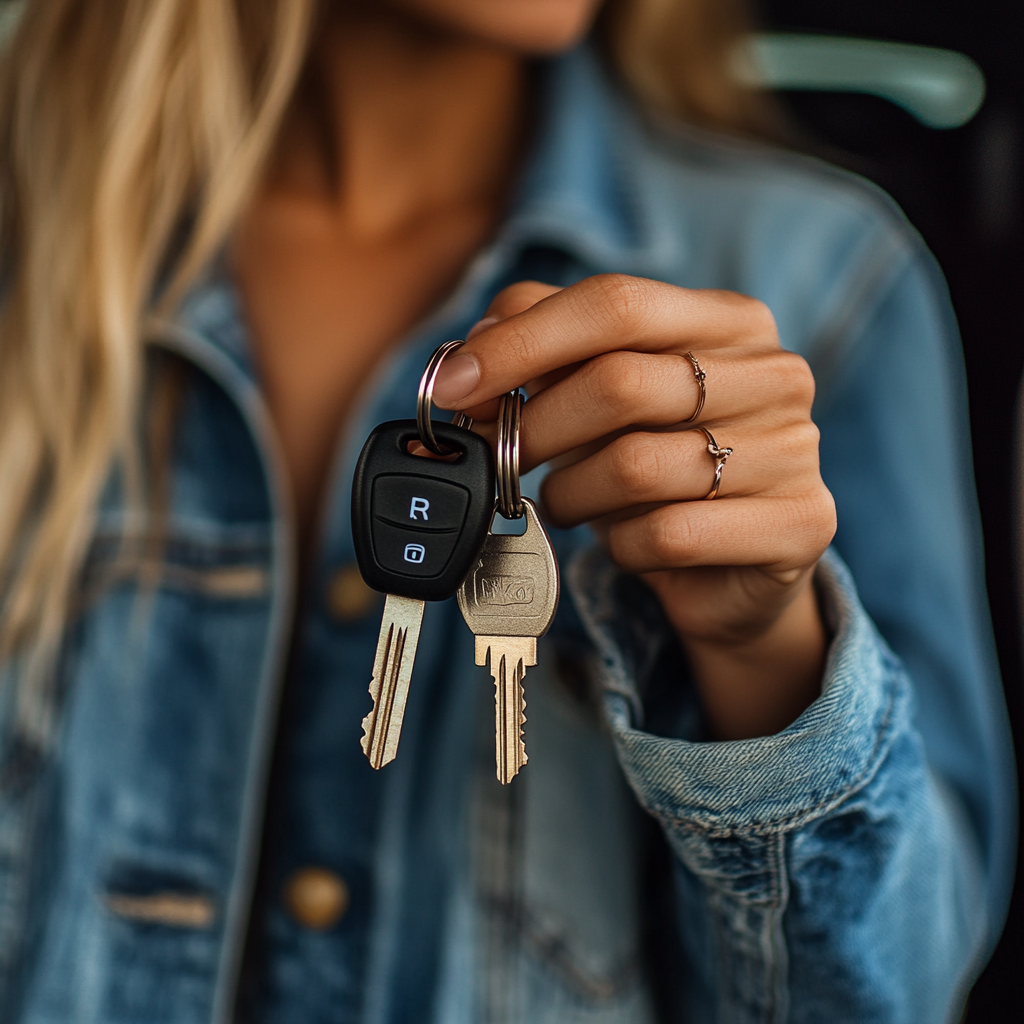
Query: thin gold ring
698 427 732 500
683 351 706 422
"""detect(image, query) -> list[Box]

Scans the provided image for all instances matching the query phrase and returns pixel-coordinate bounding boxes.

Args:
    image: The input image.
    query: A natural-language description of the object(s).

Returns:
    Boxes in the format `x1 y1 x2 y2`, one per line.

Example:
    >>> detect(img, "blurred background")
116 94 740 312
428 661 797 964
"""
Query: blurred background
750 1 1023 1016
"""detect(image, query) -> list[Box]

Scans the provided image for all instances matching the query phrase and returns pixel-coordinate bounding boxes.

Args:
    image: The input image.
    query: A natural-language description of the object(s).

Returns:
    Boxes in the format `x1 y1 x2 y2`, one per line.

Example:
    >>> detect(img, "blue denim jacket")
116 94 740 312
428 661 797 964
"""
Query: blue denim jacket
0 47 1015 1024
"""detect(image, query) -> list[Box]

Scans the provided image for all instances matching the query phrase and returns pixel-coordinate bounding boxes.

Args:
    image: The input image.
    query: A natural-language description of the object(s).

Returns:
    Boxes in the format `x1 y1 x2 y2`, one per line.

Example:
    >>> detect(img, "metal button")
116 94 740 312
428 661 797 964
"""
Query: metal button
327 564 378 620
283 867 350 930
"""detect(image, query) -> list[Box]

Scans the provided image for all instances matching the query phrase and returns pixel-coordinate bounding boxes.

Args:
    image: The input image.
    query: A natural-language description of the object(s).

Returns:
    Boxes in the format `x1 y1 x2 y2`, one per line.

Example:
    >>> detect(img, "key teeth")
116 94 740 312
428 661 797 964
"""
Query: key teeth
362 597 423 771
361 711 396 770
494 658 528 785
362 658 401 770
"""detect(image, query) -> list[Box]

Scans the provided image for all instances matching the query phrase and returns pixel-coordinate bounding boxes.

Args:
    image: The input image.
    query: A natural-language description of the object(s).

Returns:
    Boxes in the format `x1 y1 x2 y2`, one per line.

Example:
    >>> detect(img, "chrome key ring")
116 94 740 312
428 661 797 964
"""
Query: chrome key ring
417 340 474 455
497 390 525 520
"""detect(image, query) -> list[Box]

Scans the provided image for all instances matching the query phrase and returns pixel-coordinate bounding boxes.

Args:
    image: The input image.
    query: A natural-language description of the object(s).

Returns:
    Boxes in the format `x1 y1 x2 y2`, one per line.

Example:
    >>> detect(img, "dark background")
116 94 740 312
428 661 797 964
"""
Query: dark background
753 1 1023 1016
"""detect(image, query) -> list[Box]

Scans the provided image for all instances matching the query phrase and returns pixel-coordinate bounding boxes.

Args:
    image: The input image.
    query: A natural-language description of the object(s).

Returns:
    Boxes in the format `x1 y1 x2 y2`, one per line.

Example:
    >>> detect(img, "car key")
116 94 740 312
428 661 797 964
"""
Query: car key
457 497 559 784
351 418 494 768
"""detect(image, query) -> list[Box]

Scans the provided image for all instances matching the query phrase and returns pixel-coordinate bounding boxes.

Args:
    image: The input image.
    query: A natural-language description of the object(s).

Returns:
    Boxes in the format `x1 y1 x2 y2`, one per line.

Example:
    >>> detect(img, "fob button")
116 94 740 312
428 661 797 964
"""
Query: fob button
372 521 461 577
372 475 470 533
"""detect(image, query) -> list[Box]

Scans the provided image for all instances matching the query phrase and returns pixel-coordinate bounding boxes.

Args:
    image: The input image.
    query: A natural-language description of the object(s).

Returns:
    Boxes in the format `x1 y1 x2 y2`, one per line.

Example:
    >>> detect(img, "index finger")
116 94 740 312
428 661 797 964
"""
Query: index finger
432 274 778 409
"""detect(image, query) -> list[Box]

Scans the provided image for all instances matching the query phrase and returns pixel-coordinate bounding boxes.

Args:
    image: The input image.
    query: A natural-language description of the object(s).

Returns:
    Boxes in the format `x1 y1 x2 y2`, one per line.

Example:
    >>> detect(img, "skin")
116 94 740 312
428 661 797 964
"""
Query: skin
234 0 836 741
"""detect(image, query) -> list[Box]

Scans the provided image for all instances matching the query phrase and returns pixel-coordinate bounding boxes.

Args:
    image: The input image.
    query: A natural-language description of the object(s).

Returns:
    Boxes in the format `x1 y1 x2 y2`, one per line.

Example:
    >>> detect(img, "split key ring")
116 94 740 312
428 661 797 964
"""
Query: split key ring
496 390 524 520
417 340 474 455
418 341 523 518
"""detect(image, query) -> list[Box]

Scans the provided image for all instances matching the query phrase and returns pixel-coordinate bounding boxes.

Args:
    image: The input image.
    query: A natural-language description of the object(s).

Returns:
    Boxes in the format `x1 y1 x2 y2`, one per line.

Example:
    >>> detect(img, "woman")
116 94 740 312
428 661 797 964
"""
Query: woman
0 0 1015 1021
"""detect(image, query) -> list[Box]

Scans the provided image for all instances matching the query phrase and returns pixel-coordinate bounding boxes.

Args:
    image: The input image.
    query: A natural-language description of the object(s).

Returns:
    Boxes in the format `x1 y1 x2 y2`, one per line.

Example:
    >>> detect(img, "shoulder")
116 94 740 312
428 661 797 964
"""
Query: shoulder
624 113 943 364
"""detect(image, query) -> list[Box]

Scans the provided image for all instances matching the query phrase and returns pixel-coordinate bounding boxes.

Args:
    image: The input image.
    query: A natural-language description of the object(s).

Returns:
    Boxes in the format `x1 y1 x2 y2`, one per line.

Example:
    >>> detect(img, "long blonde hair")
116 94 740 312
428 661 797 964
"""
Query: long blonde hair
0 0 766 674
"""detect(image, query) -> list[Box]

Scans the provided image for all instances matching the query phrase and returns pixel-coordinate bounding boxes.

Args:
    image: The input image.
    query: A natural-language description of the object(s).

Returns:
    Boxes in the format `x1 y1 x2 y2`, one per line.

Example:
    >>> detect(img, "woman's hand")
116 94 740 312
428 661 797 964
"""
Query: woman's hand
432 275 837 740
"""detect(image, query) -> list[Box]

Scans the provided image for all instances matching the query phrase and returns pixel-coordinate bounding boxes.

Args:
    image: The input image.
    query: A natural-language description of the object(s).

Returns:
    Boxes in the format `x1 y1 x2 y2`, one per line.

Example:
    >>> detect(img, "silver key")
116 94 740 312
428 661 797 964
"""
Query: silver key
352 344 496 771
457 498 559 783
361 594 424 769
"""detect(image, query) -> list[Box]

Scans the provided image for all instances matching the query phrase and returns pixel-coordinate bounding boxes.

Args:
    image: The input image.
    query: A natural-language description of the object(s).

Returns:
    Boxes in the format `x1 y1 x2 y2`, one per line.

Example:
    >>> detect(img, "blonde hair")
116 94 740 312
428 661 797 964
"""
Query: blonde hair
0 0 765 677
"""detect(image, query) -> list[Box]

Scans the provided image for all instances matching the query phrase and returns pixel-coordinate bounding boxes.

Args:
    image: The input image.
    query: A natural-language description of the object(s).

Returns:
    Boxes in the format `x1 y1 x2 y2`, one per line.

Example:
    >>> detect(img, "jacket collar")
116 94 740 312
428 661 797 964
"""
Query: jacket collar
498 45 686 278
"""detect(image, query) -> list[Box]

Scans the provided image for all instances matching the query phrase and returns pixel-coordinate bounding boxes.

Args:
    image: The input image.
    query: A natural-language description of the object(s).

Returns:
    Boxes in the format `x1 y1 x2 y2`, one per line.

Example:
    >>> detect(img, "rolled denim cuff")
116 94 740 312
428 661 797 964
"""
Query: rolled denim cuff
567 546 911 834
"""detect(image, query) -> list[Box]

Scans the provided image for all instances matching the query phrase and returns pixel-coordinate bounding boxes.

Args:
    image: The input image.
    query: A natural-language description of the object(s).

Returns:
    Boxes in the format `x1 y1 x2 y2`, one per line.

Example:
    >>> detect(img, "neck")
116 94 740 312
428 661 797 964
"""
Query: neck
270 9 528 237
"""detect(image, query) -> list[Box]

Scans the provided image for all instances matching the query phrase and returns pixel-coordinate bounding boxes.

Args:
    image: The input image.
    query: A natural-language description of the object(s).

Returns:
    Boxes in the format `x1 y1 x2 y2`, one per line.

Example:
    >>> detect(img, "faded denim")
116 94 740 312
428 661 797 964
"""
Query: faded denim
0 46 1015 1024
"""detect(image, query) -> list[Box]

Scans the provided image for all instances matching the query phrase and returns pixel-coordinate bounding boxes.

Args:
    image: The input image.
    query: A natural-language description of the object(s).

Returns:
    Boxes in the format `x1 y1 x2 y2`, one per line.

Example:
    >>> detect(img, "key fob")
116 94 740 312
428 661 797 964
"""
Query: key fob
351 419 495 601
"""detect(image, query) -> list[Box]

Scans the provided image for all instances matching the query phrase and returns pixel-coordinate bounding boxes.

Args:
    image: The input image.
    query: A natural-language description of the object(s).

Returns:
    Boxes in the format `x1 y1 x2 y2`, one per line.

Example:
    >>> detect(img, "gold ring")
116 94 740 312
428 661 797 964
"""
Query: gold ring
683 351 706 422
698 427 732 500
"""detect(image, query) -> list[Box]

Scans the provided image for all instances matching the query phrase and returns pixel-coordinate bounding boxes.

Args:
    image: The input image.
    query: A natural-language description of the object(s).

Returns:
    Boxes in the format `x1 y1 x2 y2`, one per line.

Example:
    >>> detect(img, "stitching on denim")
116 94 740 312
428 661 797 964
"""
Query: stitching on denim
482 894 644 1006
83 560 271 600
149 325 297 1024
766 833 790 1024
646 677 901 837
702 833 790 1022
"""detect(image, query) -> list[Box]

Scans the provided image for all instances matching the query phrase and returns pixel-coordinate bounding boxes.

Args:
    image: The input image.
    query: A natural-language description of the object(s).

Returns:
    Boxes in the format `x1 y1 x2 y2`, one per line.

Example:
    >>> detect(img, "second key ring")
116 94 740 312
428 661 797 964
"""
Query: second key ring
497 390 525 520
417 340 475 455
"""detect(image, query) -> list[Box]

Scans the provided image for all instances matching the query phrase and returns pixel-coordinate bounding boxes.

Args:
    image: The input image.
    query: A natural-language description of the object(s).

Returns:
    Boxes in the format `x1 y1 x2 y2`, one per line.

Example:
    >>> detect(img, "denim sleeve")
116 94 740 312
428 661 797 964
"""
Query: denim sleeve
566 252 1017 1024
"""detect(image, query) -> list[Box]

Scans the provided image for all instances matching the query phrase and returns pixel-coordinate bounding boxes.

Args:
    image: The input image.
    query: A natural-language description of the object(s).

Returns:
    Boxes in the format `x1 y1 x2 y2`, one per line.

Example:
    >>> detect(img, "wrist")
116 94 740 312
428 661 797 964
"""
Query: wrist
682 580 828 740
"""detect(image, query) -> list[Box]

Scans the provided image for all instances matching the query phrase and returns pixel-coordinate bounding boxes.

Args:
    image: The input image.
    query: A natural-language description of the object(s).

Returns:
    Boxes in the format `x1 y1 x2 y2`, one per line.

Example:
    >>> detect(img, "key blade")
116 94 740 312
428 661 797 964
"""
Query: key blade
361 594 424 769
478 636 535 784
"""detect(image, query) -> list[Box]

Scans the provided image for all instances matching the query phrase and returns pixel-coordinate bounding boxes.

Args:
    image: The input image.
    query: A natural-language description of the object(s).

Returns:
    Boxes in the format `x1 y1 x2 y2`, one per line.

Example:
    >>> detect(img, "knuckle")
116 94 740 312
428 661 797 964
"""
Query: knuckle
588 351 648 419
609 433 664 496
795 486 837 548
585 273 653 331
501 315 546 372
737 294 778 340
647 506 696 564
781 351 816 406
789 418 821 457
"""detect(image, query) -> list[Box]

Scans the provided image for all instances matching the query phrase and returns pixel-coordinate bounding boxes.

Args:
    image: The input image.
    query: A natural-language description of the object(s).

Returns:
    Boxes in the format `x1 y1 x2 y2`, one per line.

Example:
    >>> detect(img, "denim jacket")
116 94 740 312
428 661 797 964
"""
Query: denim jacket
0 47 1015 1024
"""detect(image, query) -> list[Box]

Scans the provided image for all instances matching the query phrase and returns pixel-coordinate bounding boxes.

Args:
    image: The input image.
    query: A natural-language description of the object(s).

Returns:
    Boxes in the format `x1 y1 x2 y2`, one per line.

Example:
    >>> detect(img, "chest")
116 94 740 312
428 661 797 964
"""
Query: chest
231 196 499 535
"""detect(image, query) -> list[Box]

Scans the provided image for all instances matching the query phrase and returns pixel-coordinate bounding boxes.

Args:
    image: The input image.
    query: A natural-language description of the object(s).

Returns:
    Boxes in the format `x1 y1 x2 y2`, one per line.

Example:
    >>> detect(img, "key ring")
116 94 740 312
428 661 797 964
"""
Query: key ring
417 340 475 455
497 390 525 519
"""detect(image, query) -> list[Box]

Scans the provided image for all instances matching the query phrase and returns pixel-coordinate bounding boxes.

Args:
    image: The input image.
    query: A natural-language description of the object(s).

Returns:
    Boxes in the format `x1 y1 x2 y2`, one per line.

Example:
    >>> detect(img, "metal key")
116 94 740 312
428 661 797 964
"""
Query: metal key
457 390 559 784
457 497 559 783
458 498 559 782
351 417 494 768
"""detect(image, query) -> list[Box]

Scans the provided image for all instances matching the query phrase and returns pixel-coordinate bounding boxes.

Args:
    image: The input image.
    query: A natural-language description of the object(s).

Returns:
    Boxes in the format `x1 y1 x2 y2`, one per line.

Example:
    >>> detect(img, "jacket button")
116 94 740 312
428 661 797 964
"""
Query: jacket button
284 867 350 930
327 564 377 620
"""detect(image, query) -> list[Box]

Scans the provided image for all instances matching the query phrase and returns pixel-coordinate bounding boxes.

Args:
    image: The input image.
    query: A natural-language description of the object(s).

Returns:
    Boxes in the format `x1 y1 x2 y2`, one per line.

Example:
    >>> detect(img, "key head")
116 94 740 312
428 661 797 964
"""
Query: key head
457 498 560 638
352 419 495 601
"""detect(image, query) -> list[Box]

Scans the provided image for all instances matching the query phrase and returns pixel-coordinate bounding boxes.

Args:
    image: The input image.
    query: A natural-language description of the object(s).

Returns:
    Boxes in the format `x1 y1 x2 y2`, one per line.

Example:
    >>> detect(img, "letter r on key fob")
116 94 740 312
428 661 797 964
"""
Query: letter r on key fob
351 419 494 768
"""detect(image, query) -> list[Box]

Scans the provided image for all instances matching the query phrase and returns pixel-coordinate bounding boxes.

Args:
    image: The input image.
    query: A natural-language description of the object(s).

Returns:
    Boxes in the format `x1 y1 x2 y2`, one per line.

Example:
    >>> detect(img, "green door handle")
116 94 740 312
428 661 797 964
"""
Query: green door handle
733 34 986 129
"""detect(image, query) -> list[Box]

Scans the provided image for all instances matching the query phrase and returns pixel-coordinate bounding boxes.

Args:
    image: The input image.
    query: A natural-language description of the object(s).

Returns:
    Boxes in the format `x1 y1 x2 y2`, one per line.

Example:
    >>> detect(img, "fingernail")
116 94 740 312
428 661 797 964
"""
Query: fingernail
433 352 480 406
466 316 499 340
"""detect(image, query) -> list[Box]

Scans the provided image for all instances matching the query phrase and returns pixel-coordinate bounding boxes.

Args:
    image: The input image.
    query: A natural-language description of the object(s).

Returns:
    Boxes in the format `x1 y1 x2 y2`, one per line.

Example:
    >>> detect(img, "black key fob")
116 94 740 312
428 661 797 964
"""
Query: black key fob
351 420 495 601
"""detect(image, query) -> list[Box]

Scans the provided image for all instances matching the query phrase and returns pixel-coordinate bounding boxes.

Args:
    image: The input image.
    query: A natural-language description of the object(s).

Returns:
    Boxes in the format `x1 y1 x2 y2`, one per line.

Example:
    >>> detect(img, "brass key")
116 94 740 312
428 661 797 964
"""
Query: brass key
457 498 559 783
456 389 559 782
